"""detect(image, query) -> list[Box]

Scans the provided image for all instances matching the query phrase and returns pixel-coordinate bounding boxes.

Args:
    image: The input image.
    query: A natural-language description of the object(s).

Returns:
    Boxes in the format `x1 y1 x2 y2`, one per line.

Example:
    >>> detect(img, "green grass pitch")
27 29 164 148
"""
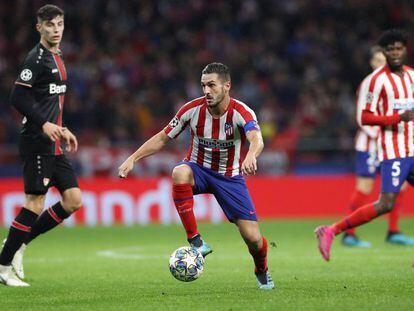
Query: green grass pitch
1 219 414 310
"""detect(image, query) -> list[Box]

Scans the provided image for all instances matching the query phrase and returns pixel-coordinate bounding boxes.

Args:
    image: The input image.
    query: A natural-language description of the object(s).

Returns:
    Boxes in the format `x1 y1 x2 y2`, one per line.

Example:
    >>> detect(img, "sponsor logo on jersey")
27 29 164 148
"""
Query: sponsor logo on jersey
20 69 32 81
392 99 414 110
224 122 233 136
198 137 234 149
49 83 66 94
168 116 179 128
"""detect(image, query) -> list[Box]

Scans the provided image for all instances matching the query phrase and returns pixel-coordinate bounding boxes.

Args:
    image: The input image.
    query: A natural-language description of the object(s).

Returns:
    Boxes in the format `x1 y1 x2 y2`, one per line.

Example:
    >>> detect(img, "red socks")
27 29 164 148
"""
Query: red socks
346 190 370 236
332 203 378 235
172 184 199 239
388 191 403 232
248 237 268 274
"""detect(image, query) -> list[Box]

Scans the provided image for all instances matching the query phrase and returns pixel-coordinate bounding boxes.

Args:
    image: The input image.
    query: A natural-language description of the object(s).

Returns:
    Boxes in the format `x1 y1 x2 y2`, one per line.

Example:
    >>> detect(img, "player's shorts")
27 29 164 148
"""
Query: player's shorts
176 161 257 222
355 151 379 178
21 154 79 195
380 157 414 193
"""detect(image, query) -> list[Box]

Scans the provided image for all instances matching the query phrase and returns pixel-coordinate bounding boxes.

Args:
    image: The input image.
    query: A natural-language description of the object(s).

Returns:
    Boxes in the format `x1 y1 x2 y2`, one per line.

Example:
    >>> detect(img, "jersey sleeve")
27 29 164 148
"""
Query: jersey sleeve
163 106 190 139
356 79 380 139
15 53 43 88
234 102 260 133
362 72 383 114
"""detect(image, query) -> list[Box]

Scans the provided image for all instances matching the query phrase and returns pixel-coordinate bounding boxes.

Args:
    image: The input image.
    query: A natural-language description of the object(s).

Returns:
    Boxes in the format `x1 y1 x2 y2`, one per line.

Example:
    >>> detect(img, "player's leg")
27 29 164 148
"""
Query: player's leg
235 219 274 290
171 162 212 257
315 158 409 261
23 155 80 245
386 182 414 245
342 176 374 247
24 187 82 245
0 194 43 286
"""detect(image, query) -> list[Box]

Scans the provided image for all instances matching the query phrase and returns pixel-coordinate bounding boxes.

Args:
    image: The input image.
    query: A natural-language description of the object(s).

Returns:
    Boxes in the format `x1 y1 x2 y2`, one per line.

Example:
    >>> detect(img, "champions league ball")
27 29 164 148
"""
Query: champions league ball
169 246 204 282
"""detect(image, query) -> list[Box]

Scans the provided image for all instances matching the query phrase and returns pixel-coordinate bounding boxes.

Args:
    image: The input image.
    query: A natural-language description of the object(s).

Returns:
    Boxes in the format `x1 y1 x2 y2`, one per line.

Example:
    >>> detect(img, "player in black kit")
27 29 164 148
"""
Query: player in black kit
0 5 82 287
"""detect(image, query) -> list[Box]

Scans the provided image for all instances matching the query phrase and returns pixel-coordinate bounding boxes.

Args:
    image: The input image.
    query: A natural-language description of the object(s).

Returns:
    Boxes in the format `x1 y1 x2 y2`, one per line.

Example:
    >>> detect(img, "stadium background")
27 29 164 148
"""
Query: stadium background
2 0 414 226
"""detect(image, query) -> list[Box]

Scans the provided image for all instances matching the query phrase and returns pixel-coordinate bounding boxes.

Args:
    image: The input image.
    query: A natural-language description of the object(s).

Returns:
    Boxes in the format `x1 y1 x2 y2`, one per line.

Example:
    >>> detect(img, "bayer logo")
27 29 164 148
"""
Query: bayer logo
20 69 33 81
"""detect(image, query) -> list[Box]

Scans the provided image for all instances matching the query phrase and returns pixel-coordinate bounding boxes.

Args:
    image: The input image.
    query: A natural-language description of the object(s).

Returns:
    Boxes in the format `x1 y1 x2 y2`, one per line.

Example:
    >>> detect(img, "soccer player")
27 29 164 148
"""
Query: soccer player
118 63 274 290
315 29 414 263
343 46 414 247
0 5 82 286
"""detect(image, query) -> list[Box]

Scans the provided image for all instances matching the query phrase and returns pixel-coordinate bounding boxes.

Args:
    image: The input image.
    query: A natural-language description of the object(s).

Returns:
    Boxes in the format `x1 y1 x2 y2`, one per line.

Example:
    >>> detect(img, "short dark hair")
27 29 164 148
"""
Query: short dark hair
37 4 64 22
377 29 408 48
202 63 231 82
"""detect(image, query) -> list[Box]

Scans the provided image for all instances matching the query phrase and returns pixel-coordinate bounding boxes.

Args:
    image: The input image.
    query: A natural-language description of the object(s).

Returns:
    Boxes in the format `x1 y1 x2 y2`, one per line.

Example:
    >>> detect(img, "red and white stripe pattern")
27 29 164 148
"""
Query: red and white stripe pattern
52 53 67 155
355 78 379 153
363 65 414 161
164 97 258 176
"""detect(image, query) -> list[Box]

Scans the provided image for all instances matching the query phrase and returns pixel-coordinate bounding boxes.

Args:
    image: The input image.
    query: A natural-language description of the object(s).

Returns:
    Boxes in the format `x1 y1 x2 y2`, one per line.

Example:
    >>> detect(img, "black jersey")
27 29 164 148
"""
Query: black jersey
14 43 67 156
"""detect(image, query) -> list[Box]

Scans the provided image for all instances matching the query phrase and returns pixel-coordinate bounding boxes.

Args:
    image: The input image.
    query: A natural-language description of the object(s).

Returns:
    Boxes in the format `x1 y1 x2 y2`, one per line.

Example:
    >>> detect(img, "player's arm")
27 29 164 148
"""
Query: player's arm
10 84 65 142
241 129 264 176
361 110 414 125
118 131 170 178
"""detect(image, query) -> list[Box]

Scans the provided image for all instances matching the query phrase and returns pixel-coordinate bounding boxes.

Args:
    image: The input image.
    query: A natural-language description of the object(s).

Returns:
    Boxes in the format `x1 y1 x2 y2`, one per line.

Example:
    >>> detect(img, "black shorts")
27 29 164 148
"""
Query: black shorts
21 154 79 195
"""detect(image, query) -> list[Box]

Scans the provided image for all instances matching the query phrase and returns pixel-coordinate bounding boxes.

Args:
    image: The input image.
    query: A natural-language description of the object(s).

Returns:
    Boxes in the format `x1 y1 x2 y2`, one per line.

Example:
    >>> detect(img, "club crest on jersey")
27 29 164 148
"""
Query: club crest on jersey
168 117 179 128
224 122 233 136
20 69 32 81
43 178 50 186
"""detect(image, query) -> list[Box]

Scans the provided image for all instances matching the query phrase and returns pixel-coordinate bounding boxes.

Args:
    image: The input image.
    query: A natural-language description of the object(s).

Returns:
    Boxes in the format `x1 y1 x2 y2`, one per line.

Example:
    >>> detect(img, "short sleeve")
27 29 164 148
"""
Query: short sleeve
234 101 260 133
15 53 42 88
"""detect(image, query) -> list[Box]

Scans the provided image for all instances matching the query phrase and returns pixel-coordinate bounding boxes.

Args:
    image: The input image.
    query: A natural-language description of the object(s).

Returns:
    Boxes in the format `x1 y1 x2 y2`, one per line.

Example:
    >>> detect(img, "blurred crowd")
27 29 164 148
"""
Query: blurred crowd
1 0 414 176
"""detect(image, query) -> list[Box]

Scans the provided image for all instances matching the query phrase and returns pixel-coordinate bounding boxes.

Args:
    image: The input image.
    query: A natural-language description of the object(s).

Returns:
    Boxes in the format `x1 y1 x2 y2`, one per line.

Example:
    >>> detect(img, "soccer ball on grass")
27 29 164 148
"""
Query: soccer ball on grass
169 246 204 282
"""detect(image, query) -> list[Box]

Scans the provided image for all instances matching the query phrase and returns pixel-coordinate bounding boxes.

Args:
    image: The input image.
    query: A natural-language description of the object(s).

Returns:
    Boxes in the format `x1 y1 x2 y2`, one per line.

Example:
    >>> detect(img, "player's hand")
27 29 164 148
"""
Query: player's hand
118 158 135 178
399 111 414 122
241 154 257 176
42 121 65 142
62 128 78 152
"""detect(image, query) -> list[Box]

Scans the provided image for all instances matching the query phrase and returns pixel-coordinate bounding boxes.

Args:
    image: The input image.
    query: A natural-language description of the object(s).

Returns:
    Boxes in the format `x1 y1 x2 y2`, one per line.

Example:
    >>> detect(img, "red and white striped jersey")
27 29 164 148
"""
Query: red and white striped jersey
164 97 259 176
355 78 379 153
363 65 414 161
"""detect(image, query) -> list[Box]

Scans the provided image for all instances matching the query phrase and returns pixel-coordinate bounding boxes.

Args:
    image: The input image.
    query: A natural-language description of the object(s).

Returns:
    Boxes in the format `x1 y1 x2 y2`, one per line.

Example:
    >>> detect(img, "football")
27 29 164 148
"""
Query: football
169 246 205 282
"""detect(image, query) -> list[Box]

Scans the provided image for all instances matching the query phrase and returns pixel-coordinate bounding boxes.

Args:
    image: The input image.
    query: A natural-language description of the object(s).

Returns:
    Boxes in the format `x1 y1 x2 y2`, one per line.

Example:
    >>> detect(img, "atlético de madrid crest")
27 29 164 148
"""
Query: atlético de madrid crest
224 123 233 136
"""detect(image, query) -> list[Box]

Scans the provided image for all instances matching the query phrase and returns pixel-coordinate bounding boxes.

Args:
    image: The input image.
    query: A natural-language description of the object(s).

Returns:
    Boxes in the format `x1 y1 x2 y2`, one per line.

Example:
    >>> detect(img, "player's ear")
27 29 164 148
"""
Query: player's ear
36 22 42 33
224 80 231 91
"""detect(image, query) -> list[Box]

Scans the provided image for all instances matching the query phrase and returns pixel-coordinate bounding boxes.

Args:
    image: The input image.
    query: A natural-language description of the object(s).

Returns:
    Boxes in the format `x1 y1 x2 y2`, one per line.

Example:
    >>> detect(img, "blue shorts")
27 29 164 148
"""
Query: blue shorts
381 157 414 193
355 151 379 178
176 161 257 222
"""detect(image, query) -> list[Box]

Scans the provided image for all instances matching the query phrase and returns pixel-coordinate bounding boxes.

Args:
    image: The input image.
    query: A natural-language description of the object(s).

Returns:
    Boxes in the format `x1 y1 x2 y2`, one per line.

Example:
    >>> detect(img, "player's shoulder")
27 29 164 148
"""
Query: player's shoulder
362 65 387 86
23 43 46 65
178 97 205 113
232 98 255 113
403 65 414 73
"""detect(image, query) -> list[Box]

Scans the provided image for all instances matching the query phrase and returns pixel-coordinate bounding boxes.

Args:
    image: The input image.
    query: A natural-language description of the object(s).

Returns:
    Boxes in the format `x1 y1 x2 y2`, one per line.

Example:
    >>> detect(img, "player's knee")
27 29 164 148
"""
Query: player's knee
62 190 82 213
377 200 394 213
243 231 262 248
172 165 193 184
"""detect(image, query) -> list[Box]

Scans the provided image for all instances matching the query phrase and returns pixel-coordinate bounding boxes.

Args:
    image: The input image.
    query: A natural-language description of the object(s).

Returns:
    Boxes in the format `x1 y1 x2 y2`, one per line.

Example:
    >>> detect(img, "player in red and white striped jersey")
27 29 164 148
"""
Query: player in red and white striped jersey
343 46 414 247
164 95 258 177
119 63 274 289
316 29 414 264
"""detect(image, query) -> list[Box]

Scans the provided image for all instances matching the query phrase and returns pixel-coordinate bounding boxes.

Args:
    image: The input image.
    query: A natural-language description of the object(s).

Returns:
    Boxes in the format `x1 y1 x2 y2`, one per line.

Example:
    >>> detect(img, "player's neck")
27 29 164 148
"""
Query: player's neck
388 64 404 76
40 38 60 54
208 96 230 118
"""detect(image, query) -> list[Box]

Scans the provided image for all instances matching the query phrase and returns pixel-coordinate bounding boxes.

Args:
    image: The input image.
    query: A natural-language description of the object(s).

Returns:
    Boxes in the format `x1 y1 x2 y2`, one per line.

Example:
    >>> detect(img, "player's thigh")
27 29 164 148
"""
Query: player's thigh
173 162 210 194
213 175 257 222
355 176 374 194
51 155 79 194
380 158 410 193
21 154 55 196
